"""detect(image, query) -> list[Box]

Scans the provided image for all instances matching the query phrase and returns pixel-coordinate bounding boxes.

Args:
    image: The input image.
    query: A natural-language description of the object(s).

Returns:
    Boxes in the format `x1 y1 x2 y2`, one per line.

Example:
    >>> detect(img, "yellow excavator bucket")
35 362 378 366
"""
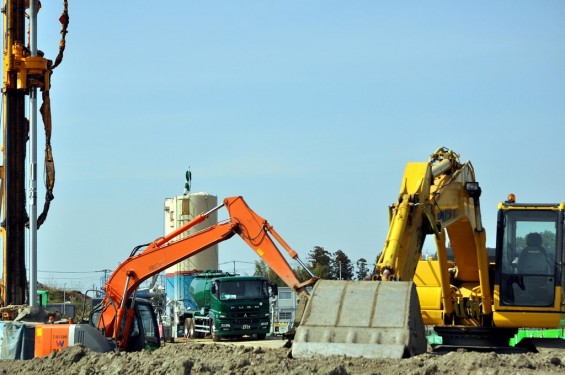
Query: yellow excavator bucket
291 280 428 359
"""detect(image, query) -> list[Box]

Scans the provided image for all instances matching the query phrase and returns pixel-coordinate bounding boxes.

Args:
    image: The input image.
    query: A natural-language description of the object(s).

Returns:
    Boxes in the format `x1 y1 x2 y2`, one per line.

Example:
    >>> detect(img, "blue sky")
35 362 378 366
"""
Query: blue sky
16 1 565 291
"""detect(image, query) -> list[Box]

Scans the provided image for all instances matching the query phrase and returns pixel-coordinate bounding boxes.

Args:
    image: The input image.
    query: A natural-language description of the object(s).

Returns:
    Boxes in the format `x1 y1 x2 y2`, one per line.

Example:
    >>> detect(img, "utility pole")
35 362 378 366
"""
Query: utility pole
28 0 39 307
62 283 66 315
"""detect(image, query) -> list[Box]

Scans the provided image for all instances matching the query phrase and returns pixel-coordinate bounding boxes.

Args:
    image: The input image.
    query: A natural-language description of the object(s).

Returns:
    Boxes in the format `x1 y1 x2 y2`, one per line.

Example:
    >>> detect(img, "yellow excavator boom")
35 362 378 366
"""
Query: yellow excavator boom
292 147 491 359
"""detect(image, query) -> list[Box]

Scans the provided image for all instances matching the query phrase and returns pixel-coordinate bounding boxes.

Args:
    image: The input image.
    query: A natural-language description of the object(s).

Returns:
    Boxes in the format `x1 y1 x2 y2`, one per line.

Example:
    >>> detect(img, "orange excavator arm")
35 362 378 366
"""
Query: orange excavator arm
97 196 315 350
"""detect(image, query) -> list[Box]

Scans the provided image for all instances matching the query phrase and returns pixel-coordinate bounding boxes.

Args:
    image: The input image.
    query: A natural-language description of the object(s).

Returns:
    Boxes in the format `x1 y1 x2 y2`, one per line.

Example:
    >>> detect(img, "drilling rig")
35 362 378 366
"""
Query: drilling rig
1 0 68 311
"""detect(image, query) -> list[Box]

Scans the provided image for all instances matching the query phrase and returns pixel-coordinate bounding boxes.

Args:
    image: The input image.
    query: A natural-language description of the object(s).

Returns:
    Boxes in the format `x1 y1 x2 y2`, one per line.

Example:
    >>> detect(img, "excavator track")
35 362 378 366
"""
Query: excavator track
291 280 427 359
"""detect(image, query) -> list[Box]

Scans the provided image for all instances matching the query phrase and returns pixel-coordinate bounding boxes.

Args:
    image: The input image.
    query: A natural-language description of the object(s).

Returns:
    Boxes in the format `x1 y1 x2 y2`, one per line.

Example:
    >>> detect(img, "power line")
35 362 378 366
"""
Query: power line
219 260 256 274
219 260 255 265
38 276 100 281
38 269 110 274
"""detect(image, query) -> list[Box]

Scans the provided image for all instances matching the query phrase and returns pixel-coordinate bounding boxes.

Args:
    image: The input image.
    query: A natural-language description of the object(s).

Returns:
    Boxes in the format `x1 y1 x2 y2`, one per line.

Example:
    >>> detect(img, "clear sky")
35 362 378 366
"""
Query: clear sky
11 1 565 292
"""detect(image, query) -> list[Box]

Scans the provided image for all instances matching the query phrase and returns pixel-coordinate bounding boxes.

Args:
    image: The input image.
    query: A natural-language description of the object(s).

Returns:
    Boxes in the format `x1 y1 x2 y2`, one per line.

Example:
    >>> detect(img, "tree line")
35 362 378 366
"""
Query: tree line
253 245 372 286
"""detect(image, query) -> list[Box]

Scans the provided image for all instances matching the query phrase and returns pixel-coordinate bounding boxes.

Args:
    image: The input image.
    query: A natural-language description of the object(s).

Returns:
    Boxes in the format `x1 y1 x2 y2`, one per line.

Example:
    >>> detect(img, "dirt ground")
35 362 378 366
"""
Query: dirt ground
1 338 564 375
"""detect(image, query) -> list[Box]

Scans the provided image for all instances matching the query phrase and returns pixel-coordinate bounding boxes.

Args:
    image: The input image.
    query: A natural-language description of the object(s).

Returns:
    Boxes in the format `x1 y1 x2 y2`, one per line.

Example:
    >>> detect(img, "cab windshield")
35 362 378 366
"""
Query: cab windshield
219 280 268 300
498 209 559 307
137 302 160 349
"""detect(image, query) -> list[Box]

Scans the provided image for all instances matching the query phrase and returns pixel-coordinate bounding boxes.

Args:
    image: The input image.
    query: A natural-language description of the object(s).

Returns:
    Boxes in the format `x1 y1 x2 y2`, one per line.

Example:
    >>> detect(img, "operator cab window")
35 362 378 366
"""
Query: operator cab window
137 302 160 349
499 210 557 307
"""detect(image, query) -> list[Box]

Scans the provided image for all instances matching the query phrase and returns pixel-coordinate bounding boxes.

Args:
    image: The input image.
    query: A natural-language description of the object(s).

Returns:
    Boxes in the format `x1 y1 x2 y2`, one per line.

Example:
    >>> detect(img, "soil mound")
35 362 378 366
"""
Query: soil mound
1 343 564 374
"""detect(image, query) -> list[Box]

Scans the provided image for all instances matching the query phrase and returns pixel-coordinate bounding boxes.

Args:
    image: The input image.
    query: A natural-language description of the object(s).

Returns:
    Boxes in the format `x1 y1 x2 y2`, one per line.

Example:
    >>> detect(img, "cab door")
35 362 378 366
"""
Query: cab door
493 205 563 328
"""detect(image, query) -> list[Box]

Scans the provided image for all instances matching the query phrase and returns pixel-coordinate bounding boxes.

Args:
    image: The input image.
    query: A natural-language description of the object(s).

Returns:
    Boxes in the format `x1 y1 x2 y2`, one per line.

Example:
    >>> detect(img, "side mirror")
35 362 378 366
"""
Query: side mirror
271 284 278 296
211 282 217 294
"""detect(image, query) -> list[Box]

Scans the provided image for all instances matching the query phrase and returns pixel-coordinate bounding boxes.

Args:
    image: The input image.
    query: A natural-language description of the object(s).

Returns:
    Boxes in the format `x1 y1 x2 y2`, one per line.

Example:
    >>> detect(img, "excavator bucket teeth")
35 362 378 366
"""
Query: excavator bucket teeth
291 280 427 359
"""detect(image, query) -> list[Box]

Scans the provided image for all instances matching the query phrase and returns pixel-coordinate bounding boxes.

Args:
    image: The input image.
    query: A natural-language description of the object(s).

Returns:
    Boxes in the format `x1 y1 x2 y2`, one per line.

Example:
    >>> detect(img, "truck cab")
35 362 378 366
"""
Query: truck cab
185 273 273 341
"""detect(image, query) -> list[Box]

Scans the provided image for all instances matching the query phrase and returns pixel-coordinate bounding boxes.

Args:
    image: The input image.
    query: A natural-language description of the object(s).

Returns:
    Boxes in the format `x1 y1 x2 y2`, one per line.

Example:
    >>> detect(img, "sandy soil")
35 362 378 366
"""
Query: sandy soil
1 339 565 375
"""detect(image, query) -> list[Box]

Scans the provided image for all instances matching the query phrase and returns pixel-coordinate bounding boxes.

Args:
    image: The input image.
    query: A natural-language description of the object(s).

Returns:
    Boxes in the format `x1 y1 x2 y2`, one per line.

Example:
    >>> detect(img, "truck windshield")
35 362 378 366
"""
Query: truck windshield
219 280 268 300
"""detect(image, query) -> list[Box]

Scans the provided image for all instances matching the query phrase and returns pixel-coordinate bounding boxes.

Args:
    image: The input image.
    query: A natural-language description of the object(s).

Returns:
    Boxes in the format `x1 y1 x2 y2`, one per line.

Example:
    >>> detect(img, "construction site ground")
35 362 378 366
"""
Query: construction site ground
1 335 565 374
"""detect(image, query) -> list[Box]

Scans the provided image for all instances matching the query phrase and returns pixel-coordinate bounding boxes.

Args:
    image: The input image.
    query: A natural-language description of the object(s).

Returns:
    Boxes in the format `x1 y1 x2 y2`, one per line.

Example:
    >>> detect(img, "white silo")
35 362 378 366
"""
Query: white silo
164 192 219 321
163 192 219 272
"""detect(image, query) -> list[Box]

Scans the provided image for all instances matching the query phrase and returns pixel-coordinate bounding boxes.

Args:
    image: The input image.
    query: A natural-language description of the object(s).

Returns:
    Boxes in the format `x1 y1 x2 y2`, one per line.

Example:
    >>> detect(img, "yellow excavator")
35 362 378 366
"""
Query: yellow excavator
291 147 564 359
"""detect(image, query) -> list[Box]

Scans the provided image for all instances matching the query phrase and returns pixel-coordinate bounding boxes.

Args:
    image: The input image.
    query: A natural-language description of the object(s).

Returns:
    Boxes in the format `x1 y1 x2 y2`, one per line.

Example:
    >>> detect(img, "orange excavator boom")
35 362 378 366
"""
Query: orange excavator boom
97 196 315 350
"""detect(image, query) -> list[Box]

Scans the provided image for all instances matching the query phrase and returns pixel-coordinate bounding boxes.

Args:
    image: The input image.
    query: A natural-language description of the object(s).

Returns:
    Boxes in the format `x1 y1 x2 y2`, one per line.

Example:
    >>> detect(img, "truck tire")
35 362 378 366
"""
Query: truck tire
210 320 220 342
184 318 193 338
190 319 201 339
257 333 267 340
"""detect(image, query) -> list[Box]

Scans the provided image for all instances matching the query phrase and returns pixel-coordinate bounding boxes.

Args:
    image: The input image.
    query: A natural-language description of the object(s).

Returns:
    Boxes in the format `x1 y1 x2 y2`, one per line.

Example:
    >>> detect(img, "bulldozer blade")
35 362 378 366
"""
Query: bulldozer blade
291 280 427 359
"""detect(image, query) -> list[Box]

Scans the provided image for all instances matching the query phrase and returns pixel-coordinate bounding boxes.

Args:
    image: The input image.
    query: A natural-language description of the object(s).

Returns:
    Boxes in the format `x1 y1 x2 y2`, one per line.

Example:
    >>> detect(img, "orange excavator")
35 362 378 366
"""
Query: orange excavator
35 196 317 356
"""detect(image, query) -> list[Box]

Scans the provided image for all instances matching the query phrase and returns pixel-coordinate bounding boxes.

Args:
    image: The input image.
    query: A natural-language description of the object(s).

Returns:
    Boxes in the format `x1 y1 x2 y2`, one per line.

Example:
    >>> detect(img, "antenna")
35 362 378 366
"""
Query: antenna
184 168 192 196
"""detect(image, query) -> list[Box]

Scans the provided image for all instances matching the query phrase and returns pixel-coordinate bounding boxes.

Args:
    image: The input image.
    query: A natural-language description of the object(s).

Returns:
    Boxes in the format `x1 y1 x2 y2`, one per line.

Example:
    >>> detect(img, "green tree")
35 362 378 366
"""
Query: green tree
253 260 284 286
356 258 369 280
332 250 354 280
293 265 313 282
308 246 332 279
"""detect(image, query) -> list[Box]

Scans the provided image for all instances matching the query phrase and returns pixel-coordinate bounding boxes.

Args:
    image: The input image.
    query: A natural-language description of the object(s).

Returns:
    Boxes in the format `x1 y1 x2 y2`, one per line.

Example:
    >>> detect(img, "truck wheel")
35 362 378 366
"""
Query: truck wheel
257 333 266 340
184 318 193 338
189 319 199 339
210 320 220 342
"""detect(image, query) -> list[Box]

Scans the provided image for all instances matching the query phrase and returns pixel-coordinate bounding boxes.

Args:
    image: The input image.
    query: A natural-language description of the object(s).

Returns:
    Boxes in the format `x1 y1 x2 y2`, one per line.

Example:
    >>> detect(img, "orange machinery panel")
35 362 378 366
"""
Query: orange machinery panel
35 324 71 357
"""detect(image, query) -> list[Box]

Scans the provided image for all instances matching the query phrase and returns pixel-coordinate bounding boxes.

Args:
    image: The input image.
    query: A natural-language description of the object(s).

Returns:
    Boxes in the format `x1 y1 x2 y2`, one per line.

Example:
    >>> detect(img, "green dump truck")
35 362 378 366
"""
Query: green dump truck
178 271 276 341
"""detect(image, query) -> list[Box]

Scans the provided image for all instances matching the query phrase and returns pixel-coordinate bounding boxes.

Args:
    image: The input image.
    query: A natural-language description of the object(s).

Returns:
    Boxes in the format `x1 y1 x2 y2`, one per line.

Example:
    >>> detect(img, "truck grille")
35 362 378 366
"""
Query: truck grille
230 306 261 322
232 311 259 319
